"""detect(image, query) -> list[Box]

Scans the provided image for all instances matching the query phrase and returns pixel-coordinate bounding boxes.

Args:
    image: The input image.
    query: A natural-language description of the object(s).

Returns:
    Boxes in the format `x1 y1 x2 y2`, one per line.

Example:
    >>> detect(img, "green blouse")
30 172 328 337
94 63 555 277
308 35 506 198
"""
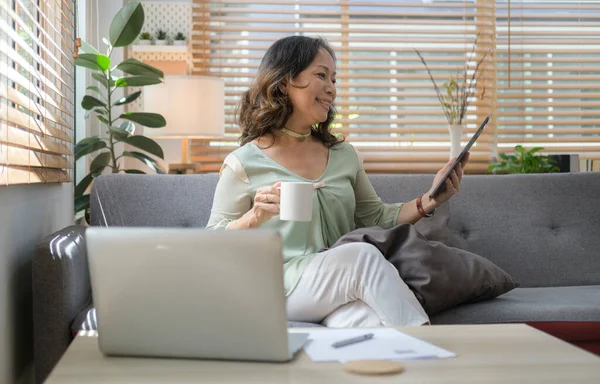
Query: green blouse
206 141 403 295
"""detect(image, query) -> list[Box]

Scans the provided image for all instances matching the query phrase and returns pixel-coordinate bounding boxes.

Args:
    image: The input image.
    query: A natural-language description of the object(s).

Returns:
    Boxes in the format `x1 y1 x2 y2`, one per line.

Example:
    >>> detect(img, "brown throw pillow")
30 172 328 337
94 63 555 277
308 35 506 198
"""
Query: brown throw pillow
330 224 519 316
412 201 468 250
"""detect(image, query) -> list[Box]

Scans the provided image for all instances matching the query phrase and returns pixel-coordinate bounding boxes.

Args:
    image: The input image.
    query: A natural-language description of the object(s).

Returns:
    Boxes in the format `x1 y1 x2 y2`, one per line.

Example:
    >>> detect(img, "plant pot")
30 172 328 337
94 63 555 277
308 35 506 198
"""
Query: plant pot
173 40 186 46
137 39 152 45
448 123 465 159
155 40 167 46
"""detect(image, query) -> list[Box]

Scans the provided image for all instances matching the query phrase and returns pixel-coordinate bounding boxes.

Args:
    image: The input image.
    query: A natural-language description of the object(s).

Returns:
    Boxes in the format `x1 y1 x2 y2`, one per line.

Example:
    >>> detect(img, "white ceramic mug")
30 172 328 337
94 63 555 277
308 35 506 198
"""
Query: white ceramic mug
279 181 314 222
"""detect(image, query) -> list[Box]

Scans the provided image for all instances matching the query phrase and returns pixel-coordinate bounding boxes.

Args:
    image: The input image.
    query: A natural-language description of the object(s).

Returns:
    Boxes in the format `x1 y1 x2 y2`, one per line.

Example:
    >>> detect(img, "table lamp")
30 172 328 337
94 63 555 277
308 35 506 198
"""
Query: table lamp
143 75 225 173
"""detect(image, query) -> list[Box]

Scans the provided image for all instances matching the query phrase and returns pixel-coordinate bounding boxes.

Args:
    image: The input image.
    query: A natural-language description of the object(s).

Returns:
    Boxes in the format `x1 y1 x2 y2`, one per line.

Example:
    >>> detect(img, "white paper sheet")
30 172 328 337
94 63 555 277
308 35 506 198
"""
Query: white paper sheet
290 328 456 363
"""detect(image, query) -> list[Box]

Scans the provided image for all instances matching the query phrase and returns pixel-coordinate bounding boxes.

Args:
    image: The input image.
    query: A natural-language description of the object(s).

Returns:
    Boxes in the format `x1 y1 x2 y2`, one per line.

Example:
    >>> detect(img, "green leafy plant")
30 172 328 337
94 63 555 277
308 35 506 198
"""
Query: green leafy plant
139 31 151 40
155 29 168 40
74 1 166 220
488 145 560 174
174 32 185 41
415 35 492 125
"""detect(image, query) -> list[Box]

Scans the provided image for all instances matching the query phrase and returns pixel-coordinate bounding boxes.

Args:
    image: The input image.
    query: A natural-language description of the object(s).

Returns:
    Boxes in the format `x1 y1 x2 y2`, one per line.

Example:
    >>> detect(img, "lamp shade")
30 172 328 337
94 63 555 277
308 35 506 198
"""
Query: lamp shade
143 76 225 138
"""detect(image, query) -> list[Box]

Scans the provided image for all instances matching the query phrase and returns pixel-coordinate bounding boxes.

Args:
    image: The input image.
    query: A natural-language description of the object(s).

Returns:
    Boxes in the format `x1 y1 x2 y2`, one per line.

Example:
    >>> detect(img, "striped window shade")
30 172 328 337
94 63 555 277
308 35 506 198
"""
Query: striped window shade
0 0 74 185
496 1 600 161
191 0 599 173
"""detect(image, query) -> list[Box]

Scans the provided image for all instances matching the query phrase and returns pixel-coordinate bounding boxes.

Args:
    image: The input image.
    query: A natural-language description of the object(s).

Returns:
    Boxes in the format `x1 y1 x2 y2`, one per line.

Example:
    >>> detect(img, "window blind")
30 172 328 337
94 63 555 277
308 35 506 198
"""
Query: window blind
0 0 74 185
191 0 599 173
495 0 600 160
191 0 494 173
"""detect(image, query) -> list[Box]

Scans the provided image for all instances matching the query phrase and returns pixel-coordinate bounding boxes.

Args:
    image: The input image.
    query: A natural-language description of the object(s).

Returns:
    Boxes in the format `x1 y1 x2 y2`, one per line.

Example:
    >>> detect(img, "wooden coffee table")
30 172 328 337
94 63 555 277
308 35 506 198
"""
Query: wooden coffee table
45 324 600 383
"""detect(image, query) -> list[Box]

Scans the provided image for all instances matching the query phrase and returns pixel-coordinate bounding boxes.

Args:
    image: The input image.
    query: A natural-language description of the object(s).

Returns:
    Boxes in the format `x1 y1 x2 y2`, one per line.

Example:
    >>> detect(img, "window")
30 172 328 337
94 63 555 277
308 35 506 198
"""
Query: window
496 0 600 161
192 0 599 173
0 0 75 185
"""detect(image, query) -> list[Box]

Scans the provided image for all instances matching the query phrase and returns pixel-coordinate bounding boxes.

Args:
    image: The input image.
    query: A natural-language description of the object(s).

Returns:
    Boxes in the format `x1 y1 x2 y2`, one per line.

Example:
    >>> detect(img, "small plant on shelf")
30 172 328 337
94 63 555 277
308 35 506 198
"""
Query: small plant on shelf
138 31 151 45
155 29 168 45
174 32 186 46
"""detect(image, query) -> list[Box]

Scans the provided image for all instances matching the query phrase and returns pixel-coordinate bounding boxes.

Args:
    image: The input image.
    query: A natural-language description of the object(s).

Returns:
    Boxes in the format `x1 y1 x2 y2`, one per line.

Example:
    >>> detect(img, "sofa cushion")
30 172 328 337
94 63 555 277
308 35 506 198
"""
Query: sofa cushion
71 307 322 334
330 224 519 316
430 286 600 324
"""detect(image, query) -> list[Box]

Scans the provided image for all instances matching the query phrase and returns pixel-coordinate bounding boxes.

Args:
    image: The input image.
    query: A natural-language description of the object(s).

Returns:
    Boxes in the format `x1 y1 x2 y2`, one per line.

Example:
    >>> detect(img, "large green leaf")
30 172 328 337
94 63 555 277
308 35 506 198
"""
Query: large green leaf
75 53 110 72
79 40 99 55
109 2 145 48
123 151 165 174
75 172 95 197
116 58 163 78
124 169 146 174
114 90 141 106
120 121 135 135
75 138 106 161
121 135 164 159
74 194 90 213
81 95 106 110
90 152 112 171
85 108 107 119
115 76 162 87
120 112 166 127
109 126 130 141
92 73 114 89
97 115 110 125
86 86 106 100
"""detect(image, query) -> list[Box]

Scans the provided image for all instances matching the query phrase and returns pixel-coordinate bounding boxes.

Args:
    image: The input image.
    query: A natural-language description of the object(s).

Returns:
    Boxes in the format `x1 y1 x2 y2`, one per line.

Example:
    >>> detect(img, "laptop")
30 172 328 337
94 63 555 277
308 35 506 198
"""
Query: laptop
85 227 308 362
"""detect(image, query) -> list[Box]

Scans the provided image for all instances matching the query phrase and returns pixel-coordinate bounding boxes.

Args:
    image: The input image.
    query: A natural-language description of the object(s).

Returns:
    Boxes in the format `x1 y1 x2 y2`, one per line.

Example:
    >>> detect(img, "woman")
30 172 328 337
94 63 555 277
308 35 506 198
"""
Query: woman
207 36 469 327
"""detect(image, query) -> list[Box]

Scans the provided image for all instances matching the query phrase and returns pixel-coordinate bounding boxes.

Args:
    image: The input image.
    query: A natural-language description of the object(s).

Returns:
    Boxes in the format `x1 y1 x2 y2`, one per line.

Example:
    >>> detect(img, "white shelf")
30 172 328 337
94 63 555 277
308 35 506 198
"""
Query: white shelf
130 45 188 53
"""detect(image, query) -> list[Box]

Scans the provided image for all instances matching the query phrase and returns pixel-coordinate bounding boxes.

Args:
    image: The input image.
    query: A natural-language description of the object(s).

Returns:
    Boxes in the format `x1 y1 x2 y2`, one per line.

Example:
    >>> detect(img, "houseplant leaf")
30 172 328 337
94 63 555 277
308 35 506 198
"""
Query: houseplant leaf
75 139 106 161
81 95 106 110
75 53 110 72
114 90 141 106
92 73 115 89
109 126 130 141
123 151 165 173
121 135 164 159
74 171 102 197
114 75 162 87
90 152 112 171
124 169 146 174
74 194 90 213
79 40 99 55
109 1 145 48
116 58 164 78
120 121 135 135
120 112 166 127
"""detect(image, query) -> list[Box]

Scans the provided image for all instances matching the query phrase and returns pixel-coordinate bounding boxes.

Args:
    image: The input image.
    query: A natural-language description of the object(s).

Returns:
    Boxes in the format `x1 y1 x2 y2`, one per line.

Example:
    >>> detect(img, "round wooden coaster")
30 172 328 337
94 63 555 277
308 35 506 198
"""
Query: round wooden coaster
343 360 405 376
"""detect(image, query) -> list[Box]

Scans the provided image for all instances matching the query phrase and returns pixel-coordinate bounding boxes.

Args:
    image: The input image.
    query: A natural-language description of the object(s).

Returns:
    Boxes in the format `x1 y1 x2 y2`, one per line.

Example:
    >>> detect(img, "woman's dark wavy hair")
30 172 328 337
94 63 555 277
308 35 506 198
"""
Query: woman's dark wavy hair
236 36 344 148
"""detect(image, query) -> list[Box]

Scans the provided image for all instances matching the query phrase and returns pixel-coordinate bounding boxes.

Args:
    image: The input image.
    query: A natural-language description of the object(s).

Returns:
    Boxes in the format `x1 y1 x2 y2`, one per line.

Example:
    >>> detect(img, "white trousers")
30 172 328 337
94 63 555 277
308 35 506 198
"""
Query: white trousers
286 243 429 327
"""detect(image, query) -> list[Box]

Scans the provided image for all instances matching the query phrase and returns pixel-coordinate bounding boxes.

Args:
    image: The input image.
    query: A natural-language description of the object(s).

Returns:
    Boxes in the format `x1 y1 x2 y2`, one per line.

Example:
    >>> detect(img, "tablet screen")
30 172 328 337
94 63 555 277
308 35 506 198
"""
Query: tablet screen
429 116 490 199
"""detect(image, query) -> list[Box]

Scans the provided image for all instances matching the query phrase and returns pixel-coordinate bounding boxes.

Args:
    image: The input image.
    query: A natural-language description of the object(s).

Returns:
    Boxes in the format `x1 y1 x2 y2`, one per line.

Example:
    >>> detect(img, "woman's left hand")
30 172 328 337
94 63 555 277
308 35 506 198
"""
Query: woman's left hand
425 152 470 207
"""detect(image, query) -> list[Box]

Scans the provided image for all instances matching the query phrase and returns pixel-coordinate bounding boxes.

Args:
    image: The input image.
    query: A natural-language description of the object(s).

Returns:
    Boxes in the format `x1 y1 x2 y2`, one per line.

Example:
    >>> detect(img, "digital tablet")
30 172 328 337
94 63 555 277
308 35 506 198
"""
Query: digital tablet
429 116 490 199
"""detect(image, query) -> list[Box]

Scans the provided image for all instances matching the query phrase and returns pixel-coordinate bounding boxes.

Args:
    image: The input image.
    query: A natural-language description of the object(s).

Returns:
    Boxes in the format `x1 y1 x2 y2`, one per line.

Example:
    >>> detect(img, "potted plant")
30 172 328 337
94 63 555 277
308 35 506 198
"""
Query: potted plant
155 29 168 45
488 145 560 174
138 31 152 45
415 35 492 158
74 1 166 221
174 32 186 46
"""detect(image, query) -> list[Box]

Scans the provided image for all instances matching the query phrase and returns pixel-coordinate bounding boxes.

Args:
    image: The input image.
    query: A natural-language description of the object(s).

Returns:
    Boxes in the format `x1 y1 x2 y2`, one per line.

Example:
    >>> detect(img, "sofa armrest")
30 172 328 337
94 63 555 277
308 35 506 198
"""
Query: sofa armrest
32 225 91 383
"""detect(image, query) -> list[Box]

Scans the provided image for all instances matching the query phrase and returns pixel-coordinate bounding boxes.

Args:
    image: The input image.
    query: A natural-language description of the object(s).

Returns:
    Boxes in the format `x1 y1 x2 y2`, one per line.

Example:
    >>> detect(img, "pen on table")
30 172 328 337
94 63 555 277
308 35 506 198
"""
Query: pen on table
331 333 374 349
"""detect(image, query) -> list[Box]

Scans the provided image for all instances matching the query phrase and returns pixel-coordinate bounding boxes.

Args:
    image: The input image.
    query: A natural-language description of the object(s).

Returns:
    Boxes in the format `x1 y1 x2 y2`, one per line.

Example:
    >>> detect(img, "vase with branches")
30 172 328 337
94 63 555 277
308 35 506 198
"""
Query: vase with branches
414 35 492 157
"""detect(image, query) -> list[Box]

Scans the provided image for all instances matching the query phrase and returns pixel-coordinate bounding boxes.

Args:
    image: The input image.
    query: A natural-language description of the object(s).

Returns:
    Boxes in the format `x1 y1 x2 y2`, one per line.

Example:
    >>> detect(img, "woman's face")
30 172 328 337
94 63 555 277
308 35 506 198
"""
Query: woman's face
283 48 337 126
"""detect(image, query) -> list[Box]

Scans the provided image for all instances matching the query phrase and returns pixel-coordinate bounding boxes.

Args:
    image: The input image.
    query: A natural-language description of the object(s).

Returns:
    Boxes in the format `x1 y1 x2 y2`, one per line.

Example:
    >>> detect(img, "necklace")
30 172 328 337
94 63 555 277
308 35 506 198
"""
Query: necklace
281 127 311 141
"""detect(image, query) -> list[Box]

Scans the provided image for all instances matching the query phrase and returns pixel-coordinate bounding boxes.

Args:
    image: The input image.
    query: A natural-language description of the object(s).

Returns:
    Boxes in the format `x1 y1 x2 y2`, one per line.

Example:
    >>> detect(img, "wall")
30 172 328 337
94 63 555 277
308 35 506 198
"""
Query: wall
0 184 73 384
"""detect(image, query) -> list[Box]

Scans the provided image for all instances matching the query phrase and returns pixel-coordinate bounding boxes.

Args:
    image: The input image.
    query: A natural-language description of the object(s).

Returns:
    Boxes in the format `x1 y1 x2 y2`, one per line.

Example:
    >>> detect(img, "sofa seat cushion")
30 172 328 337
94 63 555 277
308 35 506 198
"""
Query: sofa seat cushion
430 286 600 324
71 306 322 334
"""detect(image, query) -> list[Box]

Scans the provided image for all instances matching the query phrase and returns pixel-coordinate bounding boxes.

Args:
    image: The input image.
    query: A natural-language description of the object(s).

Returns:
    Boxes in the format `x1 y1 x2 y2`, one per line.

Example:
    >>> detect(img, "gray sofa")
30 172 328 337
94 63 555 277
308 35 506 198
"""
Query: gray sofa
33 172 600 382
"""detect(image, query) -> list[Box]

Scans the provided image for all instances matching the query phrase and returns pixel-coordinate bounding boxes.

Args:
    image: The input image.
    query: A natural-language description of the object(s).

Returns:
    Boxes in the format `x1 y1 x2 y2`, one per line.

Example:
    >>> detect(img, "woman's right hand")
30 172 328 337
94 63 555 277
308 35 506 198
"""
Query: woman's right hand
247 181 281 227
